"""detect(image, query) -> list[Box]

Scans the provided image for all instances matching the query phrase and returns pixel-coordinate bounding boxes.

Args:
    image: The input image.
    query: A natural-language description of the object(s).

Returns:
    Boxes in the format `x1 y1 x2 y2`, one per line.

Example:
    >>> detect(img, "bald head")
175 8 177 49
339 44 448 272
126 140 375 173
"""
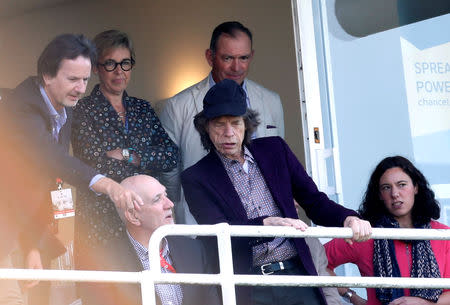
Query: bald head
120 175 174 236
121 175 159 198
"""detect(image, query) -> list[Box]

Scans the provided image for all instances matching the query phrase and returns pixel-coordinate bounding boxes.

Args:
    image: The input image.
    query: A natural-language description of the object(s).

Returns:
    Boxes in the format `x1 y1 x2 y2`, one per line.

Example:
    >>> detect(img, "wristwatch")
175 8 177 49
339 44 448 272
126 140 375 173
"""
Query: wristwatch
122 148 130 161
343 289 355 303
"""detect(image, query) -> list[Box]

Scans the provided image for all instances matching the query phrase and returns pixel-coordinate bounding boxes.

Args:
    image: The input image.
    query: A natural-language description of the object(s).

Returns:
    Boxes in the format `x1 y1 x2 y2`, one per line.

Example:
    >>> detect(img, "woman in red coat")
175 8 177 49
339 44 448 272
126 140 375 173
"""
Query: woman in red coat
325 156 450 305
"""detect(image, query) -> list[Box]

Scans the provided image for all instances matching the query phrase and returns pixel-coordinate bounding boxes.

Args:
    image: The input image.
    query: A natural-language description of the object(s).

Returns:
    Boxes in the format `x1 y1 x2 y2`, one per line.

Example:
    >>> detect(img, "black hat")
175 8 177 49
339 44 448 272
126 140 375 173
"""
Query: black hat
203 79 247 119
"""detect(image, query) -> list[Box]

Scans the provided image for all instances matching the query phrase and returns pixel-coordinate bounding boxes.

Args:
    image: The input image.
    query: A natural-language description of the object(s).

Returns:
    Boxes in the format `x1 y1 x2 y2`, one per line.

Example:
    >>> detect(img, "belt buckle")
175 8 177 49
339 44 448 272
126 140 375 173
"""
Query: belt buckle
260 263 274 275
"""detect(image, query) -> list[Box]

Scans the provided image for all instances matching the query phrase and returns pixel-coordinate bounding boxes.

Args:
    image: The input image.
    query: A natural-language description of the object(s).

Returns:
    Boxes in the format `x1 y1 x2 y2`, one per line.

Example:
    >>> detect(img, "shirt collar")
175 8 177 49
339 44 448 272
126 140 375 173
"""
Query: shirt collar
126 231 170 260
242 146 254 162
39 84 67 123
92 84 130 109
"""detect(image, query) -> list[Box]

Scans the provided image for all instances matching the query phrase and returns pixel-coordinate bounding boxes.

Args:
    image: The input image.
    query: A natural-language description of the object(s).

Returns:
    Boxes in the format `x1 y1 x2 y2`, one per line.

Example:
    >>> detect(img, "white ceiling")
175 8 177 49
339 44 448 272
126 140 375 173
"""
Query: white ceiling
0 0 76 18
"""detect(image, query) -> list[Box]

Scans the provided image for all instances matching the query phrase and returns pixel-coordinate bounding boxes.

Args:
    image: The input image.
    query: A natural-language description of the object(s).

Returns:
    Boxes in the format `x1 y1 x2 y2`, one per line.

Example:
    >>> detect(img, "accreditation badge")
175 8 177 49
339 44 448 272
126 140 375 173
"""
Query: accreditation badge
51 178 74 219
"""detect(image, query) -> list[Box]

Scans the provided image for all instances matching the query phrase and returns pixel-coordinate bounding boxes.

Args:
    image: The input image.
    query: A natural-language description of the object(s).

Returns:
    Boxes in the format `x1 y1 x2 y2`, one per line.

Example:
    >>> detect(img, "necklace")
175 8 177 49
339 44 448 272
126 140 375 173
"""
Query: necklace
117 111 126 119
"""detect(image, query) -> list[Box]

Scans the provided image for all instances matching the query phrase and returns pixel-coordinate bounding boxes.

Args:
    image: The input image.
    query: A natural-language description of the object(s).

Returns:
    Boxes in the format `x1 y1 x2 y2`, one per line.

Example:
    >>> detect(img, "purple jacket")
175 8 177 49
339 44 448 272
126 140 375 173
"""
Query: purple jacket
181 136 359 305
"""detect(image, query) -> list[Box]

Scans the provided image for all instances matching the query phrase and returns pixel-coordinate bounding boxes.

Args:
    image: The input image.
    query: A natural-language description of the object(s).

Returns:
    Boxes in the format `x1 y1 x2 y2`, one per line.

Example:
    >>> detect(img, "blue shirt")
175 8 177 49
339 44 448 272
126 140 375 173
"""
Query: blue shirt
39 85 104 188
39 85 67 142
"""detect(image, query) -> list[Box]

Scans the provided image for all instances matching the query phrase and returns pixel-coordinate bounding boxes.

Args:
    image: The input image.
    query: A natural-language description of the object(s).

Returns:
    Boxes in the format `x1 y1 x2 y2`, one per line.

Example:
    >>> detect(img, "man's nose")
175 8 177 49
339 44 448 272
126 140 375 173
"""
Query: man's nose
164 197 174 209
223 123 234 136
75 80 87 94
230 59 239 71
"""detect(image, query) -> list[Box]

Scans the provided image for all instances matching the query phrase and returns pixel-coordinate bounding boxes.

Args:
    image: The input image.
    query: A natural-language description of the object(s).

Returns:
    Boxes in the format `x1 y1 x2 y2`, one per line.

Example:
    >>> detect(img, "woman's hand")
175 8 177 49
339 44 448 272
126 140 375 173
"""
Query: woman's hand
106 148 141 166
106 148 123 160
388 296 434 305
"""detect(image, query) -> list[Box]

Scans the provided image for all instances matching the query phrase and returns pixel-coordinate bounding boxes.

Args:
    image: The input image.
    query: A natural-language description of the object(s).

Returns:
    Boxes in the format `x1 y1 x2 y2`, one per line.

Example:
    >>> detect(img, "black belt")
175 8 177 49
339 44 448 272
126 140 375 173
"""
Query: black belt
253 258 299 275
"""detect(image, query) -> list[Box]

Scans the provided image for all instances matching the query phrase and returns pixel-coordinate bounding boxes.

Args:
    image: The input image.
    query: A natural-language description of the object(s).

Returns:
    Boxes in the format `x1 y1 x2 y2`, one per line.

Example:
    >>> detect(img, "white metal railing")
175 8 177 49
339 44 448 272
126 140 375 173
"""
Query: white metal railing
2 225 450 305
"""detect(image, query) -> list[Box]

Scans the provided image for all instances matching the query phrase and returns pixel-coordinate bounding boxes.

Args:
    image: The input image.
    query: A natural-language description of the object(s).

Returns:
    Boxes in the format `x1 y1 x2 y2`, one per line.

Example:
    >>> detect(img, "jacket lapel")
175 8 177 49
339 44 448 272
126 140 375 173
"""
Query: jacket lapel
246 80 267 137
203 152 250 220
59 107 72 149
248 143 285 215
24 77 54 134
192 77 209 114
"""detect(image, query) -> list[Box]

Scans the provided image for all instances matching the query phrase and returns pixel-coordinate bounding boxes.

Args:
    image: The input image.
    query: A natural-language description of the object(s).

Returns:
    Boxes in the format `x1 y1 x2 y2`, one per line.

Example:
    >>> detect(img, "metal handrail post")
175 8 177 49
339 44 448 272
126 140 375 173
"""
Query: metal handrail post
2 225 450 305
216 223 237 305
141 270 156 305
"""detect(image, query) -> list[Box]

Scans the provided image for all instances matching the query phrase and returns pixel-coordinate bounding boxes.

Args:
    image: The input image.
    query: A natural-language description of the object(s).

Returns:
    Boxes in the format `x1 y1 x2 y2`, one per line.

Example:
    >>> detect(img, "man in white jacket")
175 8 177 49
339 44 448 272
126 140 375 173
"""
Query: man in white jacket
159 21 284 224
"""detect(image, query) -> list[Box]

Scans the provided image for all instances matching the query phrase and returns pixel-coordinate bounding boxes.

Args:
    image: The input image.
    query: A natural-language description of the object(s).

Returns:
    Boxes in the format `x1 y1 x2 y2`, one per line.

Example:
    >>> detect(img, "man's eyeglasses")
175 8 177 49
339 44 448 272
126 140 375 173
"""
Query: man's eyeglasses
98 59 135 72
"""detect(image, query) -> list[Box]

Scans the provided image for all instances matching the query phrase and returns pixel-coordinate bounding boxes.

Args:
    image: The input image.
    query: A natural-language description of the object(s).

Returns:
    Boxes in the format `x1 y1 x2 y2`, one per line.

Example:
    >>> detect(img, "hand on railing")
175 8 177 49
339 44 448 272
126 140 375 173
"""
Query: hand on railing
263 216 308 231
343 216 372 244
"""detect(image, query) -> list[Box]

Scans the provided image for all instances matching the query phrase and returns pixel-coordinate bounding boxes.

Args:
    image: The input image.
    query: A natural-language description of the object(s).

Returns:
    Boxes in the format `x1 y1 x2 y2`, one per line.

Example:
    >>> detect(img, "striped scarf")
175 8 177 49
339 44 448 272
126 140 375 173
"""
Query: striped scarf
373 216 442 304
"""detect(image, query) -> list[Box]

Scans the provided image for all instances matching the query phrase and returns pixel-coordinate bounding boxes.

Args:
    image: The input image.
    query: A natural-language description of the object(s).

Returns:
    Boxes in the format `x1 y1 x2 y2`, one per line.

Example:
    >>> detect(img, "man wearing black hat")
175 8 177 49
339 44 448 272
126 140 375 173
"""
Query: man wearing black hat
181 79 371 305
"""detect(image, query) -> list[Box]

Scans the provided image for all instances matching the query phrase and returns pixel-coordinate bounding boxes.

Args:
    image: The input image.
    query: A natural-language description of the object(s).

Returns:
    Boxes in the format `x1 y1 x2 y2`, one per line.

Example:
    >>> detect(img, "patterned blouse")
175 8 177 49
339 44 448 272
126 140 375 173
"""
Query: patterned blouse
71 85 179 249
72 85 179 181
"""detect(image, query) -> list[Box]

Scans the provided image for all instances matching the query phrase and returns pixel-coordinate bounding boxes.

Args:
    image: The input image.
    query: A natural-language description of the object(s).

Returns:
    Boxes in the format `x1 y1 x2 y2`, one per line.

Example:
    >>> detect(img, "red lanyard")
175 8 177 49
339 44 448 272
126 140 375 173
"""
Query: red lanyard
160 250 176 273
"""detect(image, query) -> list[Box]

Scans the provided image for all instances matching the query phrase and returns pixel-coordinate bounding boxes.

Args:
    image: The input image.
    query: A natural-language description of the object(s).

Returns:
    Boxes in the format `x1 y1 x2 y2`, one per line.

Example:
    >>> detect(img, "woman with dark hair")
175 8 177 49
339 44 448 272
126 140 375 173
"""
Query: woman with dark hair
325 156 450 305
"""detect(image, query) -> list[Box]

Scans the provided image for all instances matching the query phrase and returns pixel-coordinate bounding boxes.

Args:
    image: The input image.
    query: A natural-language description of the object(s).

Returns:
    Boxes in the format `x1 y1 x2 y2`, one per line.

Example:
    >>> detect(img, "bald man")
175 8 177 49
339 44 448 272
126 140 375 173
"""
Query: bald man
80 175 221 305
